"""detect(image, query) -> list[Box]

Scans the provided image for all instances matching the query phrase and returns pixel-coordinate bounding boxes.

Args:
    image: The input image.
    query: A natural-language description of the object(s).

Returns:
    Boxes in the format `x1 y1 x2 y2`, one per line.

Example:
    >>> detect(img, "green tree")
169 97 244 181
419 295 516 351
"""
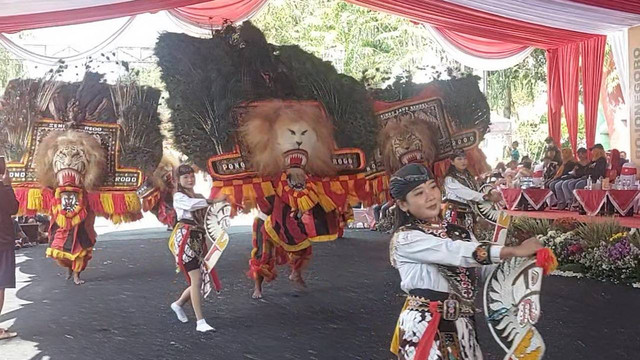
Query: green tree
252 0 453 86
486 49 546 119
0 47 24 90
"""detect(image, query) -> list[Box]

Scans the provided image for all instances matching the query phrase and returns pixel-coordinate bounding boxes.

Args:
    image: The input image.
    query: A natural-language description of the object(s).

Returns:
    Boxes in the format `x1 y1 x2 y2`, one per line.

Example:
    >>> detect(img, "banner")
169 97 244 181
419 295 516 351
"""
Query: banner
629 26 640 168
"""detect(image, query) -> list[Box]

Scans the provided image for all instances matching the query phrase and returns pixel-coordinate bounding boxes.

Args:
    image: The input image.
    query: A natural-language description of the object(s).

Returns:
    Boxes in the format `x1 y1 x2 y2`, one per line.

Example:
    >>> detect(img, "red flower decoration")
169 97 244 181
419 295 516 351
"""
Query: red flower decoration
536 248 558 275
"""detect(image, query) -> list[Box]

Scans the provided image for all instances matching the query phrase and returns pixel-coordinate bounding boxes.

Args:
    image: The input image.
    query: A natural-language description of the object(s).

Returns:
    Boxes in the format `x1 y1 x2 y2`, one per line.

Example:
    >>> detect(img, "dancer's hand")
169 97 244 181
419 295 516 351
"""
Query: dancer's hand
1 170 10 186
208 193 228 204
500 237 543 259
489 190 502 203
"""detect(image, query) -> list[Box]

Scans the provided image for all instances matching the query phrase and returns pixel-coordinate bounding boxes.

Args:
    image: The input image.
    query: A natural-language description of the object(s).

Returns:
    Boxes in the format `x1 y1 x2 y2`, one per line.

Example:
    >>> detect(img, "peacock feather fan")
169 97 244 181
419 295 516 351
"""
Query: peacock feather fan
155 21 378 169
0 78 56 162
370 73 490 138
0 72 164 176
111 80 163 174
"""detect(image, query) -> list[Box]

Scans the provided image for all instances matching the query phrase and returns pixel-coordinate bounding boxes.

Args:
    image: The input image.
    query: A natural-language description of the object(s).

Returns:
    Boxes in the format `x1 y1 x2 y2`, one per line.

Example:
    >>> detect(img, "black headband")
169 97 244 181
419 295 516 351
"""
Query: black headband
449 149 466 161
177 164 195 176
389 163 434 200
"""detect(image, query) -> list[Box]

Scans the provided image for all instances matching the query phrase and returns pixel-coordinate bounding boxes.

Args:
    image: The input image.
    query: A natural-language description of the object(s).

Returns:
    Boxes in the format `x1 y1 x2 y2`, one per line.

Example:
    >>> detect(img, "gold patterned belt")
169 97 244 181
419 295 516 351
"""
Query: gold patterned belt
406 295 475 321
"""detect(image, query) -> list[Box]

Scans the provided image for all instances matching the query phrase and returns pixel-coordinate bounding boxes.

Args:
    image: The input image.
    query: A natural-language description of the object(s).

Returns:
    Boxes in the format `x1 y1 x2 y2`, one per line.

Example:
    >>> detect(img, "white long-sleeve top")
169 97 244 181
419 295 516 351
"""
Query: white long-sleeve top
392 229 502 293
173 192 208 221
443 176 485 205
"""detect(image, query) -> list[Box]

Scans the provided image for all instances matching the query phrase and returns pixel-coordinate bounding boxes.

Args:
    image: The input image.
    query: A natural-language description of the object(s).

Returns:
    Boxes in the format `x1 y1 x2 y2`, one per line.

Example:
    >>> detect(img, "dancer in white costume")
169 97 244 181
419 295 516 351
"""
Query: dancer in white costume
388 163 541 360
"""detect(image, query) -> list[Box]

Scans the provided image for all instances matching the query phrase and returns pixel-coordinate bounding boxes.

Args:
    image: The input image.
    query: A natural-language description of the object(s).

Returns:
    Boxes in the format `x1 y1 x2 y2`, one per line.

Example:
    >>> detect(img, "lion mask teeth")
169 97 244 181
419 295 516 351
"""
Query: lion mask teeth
400 150 425 165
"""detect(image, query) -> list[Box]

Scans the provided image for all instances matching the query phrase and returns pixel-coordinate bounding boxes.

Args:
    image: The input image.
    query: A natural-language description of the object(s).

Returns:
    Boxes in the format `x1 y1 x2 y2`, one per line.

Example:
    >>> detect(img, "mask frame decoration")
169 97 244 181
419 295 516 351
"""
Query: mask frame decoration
484 256 546 360
207 100 366 182
7 119 141 191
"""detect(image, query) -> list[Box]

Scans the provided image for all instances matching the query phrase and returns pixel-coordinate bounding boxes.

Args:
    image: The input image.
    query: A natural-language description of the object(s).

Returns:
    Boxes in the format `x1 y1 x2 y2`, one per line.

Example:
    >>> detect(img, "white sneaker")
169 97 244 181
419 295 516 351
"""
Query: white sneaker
170 302 188 323
196 319 216 332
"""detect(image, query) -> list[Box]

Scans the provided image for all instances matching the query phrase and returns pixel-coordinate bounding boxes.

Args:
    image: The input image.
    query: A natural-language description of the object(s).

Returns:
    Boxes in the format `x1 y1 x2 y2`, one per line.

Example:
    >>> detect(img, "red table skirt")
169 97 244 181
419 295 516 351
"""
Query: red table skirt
499 188 552 210
499 188 522 211
608 190 640 215
521 188 553 210
574 189 608 216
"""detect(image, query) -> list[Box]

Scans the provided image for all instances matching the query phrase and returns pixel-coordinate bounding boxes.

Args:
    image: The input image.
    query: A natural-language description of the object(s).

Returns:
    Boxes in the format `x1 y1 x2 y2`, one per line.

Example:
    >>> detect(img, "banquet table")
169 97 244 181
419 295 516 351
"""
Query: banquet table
499 188 553 211
573 189 640 216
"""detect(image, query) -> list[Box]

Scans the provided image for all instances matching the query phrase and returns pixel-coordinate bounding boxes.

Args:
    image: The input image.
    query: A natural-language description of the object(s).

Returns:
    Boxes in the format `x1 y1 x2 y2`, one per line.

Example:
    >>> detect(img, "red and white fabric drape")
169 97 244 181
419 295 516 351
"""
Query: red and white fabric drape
0 0 211 33
346 0 614 151
2 0 640 150
424 25 533 71
0 0 267 33
167 0 268 29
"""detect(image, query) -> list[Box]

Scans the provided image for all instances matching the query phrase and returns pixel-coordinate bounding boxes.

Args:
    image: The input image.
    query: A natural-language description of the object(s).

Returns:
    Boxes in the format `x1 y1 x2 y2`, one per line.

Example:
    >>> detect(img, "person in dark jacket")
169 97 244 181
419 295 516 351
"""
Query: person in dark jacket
558 145 608 210
547 148 576 193
0 169 19 340
553 147 589 209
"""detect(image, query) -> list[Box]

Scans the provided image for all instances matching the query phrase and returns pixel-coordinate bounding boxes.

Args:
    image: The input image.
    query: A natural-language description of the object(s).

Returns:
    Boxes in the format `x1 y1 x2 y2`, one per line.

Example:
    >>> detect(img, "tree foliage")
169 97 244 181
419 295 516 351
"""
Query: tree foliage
486 49 547 119
155 22 379 168
252 0 449 86
0 48 24 90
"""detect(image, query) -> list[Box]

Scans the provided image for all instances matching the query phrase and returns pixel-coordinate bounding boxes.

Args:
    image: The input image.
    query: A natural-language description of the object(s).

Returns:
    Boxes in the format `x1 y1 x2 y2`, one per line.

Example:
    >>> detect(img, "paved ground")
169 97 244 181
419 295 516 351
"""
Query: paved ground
1 227 639 360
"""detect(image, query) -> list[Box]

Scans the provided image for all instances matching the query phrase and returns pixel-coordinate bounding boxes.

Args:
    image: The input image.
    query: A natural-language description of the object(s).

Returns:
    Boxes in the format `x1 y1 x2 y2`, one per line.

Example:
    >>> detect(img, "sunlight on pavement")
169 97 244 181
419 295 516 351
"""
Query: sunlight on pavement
0 252 45 360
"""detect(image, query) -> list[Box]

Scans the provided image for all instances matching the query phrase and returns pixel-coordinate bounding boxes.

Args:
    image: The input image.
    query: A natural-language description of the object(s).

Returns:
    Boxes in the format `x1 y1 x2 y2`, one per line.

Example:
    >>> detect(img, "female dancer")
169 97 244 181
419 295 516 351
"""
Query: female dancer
443 150 501 231
389 163 542 359
169 164 225 332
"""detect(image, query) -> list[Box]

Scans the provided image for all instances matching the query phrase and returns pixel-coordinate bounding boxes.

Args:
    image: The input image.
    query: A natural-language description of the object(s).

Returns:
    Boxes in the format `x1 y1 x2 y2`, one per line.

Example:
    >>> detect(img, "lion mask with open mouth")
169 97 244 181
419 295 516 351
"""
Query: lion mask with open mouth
379 115 439 174
35 130 107 190
238 101 336 178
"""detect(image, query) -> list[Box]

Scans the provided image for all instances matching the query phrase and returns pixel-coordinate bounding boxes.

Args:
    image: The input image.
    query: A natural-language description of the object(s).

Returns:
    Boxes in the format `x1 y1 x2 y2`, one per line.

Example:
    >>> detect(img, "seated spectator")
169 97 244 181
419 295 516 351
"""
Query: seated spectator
558 144 607 210
514 161 534 188
620 151 629 164
532 162 546 188
542 155 559 182
503 160 518 182
544 137 562 164
547 148 577 193
576 147 589 167
607 149 622 182
12 218 27 250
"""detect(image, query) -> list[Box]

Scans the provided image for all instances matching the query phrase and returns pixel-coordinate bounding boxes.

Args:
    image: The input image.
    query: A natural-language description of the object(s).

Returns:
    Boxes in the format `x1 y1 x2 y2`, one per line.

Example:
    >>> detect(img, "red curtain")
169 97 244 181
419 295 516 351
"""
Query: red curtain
169 0 268 28
345 0 599 49
546 49 563 147
0 0 211 33
567 0 640 15
348 0 606 151
581 36 607 151
435 27 530 58
558 43 581 152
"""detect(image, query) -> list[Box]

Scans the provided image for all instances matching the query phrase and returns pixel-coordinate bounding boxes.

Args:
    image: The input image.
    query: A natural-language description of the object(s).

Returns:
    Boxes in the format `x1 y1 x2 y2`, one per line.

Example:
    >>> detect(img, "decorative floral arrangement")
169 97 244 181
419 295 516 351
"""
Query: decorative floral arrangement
552 217 581 232
536 228 640 285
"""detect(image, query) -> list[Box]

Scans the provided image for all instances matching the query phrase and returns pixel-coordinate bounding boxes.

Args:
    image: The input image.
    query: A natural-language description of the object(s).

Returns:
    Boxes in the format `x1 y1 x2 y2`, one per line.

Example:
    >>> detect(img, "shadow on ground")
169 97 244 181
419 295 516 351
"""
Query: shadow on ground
1 228 639 359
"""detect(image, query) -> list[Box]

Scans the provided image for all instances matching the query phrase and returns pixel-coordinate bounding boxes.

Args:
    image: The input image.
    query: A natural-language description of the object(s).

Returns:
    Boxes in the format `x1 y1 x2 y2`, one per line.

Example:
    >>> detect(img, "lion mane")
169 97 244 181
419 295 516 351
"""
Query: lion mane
379 116 439 174
35 130 107 190
238 101 336 177
150 154 179 191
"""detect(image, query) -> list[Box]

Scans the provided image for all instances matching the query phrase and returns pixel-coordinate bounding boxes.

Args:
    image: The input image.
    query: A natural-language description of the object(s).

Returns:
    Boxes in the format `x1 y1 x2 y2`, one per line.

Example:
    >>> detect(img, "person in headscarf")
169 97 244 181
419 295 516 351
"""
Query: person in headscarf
546 148 577 195
607 149 622 181
388 163 542 360
443 150 501 231
168 164 226 333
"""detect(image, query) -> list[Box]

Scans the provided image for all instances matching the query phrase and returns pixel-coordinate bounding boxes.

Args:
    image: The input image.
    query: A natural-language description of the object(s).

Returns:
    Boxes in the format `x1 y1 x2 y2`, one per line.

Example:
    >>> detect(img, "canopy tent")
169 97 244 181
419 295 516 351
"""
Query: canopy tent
2 0 640 153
